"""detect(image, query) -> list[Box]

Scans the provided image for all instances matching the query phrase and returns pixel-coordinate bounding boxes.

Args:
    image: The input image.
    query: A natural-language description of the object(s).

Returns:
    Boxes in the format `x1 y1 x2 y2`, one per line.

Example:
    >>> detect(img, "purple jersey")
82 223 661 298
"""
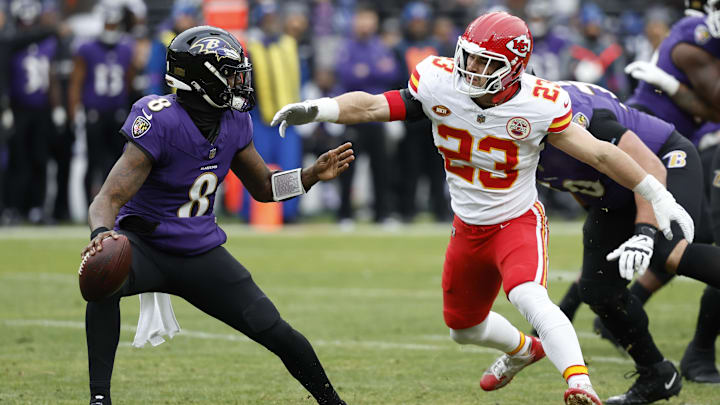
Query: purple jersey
76 37 134 111
538 81 675 209
117 94 253 255
627 16 720 138
9 37 57 108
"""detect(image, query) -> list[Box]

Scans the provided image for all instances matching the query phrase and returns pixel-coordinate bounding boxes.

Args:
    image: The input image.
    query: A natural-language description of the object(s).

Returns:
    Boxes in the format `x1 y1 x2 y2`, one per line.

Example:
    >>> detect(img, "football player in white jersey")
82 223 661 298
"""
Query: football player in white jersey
273 12 694 405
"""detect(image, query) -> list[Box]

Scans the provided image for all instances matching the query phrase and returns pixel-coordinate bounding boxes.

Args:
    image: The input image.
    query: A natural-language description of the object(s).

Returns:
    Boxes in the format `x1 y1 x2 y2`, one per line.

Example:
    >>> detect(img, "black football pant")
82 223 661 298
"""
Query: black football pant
578 132 703 367
49 120 73 220
4 106 54 214
84 109 125 205
710 144 720 244
85 231 343 404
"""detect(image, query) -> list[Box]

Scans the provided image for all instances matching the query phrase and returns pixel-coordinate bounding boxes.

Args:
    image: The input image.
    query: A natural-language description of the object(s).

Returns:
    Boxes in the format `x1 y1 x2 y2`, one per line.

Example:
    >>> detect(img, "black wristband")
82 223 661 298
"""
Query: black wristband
634 223 658 238
90 226 110 240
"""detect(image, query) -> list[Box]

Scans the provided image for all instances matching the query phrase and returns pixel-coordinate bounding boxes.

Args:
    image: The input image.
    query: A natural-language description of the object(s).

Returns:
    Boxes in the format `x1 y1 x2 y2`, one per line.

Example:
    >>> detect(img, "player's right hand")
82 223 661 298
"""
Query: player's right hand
81 230 120 257
607 234 654 280
651 193 694 243
271 101 319 138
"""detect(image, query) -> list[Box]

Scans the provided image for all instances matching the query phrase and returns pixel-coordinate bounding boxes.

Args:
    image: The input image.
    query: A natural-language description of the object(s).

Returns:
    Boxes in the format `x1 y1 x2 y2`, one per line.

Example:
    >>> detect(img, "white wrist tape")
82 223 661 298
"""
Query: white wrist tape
271 168 306 201
660 74 680 96
633 174 668 203
313 97 340 122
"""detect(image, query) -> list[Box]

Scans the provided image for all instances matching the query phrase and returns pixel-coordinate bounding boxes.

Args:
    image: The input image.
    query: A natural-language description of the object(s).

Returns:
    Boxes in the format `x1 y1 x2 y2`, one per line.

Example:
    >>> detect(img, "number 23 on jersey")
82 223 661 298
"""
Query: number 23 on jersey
436 124 519 189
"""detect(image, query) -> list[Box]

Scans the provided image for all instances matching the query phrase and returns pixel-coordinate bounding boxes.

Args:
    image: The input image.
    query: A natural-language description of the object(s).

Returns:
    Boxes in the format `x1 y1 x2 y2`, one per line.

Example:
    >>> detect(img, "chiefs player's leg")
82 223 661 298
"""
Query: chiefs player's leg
86 231 167 404
170 246 344 405
443 215 548 392
498 202 595 397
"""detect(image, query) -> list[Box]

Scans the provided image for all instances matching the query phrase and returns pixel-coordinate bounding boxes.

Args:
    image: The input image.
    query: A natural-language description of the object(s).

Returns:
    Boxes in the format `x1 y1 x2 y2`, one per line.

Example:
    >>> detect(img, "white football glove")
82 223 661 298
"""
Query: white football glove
271 97 339 138
634 175 694 242
651 194 694 242
624 61 680 96
607 234 654 280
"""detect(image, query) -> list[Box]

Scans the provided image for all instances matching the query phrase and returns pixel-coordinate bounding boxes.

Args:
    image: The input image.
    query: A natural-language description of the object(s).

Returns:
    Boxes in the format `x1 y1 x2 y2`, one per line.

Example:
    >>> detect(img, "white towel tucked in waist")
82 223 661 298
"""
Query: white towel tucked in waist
132 292 180 348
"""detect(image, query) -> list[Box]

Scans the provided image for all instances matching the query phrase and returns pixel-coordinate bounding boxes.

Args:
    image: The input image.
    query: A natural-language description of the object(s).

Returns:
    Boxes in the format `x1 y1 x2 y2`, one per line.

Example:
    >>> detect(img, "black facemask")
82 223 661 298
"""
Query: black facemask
176 90 226 143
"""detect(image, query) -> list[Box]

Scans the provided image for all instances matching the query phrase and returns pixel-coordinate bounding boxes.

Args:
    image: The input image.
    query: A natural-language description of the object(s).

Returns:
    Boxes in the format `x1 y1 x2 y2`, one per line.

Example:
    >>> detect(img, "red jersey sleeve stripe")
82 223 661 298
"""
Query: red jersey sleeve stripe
548 110 572 133
409 69 420 92
383 90 407 121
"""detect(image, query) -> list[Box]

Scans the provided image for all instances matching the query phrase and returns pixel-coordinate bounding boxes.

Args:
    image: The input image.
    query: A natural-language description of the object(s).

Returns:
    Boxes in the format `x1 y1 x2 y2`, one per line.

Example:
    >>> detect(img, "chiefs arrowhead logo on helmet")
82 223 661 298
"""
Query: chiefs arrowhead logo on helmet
506 34 531 58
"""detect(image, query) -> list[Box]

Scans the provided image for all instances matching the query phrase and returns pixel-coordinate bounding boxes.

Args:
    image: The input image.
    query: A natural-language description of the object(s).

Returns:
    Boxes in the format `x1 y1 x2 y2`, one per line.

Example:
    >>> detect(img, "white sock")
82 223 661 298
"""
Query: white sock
568 374 592 388
509 282 589 379
449 311 524 353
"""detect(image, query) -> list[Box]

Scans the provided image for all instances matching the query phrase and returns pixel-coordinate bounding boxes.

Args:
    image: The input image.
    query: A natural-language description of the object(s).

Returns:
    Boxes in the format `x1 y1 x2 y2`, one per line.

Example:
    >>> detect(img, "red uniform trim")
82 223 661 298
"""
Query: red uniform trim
409 69 420 92
548 109 573 133
383 90 407 121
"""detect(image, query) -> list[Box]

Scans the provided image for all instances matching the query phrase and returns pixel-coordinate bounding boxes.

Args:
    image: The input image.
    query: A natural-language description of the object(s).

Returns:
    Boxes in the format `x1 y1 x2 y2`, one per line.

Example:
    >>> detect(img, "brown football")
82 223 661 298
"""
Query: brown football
78 234 132 301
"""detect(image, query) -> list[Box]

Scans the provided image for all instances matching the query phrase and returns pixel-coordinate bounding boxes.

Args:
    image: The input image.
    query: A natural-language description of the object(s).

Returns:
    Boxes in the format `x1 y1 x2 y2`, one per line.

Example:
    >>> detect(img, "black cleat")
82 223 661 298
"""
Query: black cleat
593 316 628 357
89 394 111 405
680 341 720 383
605 360 681 405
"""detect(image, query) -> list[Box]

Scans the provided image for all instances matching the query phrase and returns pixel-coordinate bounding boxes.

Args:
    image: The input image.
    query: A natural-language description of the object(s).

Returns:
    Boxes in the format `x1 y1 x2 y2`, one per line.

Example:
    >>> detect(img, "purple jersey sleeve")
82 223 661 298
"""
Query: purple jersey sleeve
120 96 168 163
226 110 253 151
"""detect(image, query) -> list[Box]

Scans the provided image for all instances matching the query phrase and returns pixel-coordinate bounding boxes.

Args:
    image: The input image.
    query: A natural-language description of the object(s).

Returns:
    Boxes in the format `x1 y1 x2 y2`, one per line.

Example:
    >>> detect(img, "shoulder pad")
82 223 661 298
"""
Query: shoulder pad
409 55 451 100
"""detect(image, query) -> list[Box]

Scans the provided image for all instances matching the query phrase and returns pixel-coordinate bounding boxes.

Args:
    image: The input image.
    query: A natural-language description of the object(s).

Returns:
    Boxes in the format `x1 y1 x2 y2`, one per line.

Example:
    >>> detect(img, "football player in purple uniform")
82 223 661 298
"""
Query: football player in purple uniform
3 0 61 224
537 80 720 404
68 3 137 204
615 0 720 385
79 26 353 405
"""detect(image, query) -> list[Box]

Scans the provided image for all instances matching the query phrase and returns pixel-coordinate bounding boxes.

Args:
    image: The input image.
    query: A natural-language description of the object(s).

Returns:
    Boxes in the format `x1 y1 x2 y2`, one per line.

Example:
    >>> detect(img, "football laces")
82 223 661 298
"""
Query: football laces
78 253 89 275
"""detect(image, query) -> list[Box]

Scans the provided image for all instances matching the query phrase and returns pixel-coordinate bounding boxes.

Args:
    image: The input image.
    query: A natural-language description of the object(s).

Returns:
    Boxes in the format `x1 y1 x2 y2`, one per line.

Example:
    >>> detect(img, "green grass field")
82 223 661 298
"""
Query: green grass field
1 221 717 404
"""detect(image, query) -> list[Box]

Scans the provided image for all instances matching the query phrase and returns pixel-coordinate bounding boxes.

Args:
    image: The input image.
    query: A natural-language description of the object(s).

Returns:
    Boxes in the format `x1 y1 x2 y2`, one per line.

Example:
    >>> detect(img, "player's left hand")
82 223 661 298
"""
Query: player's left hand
651 194 694 242
607 234 654 280
311 142 355 181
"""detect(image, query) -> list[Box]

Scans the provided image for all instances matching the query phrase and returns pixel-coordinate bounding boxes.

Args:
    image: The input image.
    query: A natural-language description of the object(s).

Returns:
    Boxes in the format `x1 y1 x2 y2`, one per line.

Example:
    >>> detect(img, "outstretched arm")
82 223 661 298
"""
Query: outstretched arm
548 122 693 242
231 141 354 202
615 130 667 227
270 92 391 137
548 123 647 190
335 92 391 124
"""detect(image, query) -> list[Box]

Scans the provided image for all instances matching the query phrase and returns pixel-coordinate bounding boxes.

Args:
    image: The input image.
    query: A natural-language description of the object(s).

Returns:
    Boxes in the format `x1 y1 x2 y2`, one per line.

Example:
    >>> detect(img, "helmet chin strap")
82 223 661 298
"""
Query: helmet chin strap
490 82 520 105
190 81 228 109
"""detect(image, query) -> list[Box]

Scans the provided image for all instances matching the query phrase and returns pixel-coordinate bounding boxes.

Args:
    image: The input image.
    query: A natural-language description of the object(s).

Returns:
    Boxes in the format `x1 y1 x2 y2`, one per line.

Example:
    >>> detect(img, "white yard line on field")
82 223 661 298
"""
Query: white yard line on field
2 318 636 365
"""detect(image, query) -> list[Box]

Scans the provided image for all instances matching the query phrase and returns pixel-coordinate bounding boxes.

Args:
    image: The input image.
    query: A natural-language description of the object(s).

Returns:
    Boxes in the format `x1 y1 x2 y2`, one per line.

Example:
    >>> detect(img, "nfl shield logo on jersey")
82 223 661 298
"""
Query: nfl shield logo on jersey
572 112 589 129
506 117 531 140
208 147 217 159
132 116 151 138
476 114 486 124
695 24 711 45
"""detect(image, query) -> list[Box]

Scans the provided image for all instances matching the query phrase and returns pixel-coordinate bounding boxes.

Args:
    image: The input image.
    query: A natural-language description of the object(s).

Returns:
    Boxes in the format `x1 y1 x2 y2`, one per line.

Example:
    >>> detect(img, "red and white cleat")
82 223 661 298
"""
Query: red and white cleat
479 336 545 391
564 384 603 405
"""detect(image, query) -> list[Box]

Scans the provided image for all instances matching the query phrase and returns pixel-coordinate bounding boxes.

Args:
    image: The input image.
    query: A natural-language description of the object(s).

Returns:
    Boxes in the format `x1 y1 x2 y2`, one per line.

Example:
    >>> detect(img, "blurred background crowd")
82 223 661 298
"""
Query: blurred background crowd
0 0 690 228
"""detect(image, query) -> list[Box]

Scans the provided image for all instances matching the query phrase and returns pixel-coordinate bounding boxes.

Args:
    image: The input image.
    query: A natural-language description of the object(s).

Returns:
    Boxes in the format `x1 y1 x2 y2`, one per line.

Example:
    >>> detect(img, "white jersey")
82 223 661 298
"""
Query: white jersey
408 56 573 225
